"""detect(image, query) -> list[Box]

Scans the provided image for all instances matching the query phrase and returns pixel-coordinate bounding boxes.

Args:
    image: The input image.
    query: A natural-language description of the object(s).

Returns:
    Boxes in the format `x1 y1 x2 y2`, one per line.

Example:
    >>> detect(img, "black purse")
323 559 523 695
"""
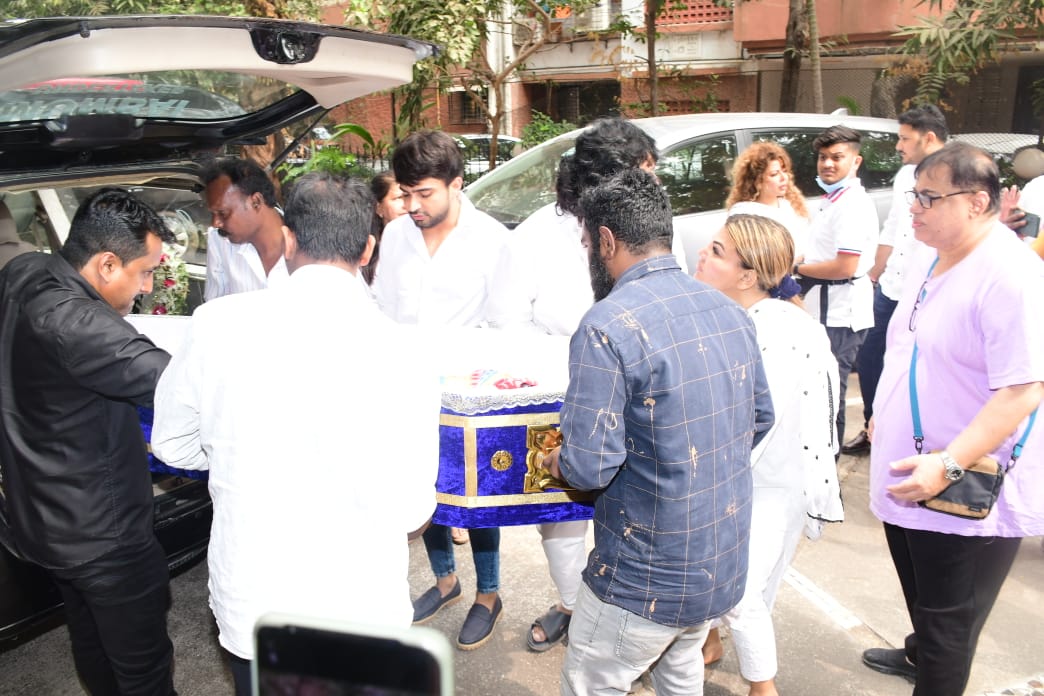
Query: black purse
908 342 1037 520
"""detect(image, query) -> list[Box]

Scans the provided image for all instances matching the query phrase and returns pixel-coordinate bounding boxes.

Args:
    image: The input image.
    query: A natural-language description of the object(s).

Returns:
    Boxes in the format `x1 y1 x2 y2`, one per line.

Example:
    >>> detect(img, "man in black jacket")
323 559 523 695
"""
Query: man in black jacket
0 188 176 696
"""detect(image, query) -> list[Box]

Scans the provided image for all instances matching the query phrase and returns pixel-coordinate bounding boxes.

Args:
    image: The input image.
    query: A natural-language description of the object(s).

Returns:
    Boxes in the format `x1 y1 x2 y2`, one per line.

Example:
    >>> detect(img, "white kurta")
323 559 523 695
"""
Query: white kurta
717 297 842 682
728 199 811 262
152 265 441 659
485 202 593 336
373 195 509 327
203 227 289 301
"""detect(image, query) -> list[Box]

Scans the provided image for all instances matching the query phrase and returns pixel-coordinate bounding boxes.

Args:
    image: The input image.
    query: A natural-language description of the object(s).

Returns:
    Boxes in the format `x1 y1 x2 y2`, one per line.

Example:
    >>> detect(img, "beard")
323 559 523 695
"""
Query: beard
588 249 615 301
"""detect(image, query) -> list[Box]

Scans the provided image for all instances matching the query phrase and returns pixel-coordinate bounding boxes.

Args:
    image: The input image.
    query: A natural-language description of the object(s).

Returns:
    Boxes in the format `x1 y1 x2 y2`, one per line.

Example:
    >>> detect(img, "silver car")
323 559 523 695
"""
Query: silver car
466 112 902 269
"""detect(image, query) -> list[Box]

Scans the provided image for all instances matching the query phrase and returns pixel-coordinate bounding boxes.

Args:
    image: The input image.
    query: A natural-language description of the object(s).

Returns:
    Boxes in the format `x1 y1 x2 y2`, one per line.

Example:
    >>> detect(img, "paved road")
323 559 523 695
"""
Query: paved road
2 386 1043 695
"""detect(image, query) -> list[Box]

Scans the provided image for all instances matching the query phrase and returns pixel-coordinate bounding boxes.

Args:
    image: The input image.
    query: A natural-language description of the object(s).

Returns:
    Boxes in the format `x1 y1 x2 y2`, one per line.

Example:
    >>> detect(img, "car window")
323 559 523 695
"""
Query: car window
857 130 902 189
750 129 820 198
465 135 577 228
752 128 900 196
657 134 738 216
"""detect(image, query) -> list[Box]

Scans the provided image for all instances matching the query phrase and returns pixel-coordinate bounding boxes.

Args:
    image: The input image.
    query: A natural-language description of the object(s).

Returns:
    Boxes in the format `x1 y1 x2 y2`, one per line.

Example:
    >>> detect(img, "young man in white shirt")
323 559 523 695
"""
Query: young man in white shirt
203 158 289 300
843 106 947 456
373 130 510 650
152 173 440 696
794 125 879 451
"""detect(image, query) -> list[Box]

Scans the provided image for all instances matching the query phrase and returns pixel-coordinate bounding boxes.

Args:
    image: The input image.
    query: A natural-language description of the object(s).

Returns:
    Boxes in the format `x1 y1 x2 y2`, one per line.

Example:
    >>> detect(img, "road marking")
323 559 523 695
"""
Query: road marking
784 567 864 630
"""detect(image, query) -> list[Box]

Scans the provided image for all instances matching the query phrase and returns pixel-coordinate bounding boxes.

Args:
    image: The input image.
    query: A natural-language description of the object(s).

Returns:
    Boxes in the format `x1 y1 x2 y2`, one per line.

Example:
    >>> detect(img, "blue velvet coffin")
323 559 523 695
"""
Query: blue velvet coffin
432 387 594 528
139 406 207 480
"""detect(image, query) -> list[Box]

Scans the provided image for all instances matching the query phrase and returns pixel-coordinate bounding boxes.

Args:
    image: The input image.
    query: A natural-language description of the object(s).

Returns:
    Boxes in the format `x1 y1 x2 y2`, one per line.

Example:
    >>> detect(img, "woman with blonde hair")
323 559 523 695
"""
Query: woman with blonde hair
726 142 810 258
696 213 843 696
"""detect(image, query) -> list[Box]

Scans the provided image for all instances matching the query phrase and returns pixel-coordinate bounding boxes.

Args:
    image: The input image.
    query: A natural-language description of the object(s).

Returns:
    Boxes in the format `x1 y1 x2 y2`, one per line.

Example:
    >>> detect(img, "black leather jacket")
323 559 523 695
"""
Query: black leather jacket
0 252 170 569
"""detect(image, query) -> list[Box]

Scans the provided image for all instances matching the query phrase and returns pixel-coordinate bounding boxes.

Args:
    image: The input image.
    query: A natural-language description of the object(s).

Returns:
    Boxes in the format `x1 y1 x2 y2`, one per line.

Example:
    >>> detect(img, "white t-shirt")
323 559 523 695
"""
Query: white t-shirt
204 227 289 301
877 165 927 301
373 195 509 327
485 203 593 336
803 179 878 330
152 265 440 658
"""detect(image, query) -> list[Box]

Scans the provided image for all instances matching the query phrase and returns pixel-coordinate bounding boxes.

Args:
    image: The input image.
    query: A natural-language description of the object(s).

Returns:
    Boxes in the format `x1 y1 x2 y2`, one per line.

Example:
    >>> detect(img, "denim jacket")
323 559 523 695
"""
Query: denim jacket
558 255 773 627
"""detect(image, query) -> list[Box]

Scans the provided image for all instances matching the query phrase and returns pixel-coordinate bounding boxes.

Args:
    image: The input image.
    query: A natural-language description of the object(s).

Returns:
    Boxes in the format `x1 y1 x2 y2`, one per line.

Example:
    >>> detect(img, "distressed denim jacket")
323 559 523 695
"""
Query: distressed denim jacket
559 255 773 627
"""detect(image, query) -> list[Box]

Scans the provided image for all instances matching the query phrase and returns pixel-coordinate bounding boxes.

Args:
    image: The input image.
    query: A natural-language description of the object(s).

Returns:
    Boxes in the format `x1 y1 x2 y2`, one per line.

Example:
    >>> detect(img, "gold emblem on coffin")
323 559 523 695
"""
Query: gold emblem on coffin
490 450 513 471
524 425 577 493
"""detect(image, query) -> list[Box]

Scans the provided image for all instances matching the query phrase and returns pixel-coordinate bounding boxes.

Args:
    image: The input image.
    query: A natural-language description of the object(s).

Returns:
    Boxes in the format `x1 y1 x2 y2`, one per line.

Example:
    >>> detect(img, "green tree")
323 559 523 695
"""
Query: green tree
344 0 597 170
898 0 1043 106
6 0 317 19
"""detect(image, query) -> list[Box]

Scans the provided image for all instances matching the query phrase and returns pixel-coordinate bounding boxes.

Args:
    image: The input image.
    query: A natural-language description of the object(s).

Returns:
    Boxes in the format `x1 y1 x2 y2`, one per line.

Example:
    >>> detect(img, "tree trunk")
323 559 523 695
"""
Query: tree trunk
779 0 808 112
807 0 823 113
646 0 662 115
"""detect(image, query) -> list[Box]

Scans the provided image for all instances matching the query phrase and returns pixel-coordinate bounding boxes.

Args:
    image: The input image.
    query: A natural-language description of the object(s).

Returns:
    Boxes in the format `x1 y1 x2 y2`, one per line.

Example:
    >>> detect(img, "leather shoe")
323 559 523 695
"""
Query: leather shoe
412 580 461 624
842 429 871 455
862 647 916 683
457 596 502 650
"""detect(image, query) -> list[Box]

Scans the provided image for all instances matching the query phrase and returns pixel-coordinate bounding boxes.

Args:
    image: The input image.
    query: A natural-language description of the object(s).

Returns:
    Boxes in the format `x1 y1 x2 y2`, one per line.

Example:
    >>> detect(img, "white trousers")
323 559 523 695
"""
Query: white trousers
537 520 588 610
717 488 805 683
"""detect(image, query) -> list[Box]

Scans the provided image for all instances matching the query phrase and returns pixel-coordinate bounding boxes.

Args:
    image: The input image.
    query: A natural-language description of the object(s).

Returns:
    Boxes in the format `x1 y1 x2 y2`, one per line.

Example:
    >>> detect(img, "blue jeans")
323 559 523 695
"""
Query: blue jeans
854 285 898 428
51 537 175 696
561 583 710 696
422 524 500 594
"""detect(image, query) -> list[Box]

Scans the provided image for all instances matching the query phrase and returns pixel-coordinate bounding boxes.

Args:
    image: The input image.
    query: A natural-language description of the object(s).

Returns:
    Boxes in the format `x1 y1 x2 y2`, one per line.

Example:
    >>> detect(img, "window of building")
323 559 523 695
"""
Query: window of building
449 89 487 127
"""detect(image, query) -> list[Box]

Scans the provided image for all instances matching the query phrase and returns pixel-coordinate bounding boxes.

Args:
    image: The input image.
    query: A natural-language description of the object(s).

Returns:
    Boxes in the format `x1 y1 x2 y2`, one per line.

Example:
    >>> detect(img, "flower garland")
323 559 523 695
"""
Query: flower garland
141 243 190 315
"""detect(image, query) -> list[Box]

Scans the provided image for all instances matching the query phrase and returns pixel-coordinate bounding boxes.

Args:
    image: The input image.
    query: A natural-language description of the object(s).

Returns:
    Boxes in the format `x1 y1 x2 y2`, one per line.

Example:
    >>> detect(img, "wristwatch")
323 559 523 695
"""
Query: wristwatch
939 450 965 481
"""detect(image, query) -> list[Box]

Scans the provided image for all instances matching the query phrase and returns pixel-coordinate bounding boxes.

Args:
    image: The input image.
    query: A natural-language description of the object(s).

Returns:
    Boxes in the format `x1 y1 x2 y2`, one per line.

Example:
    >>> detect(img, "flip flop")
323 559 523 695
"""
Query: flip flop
527 605 570 652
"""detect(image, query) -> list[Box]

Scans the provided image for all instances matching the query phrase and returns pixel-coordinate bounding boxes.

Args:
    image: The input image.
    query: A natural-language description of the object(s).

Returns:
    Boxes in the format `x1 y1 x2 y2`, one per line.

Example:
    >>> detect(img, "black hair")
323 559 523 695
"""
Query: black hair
201 157 278 207
557 118 658 216
392 130 464 186
812 125 862 153
898 105 949 143
370 171 397 202
579 168 673 255
916 141 1000 214
282 172 375 264
60 188 173 270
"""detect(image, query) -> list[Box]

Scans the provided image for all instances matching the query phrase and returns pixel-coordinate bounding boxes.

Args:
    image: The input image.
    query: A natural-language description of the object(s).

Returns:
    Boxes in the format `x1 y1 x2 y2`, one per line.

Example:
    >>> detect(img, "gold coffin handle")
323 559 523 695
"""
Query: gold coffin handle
523 425 577 493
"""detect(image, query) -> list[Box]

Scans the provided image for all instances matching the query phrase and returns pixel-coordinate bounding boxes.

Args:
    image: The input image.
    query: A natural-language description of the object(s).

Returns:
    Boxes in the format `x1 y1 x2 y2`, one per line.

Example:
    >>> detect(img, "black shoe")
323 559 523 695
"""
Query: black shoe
412 580 461 624
842 429 871 455
862 648 916 683
457 597 502 650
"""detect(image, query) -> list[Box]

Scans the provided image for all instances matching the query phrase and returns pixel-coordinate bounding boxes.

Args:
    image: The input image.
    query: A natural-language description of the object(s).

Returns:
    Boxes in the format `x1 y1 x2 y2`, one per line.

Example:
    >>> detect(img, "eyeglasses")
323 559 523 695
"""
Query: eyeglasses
905 189 978 209
908 276 929 332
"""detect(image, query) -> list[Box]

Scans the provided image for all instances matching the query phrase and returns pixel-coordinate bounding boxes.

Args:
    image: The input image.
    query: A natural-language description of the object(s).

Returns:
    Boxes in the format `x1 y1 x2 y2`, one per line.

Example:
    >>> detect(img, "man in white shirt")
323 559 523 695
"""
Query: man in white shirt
203 158 289 301
152 172 440 696
843 106 947 456
373 130 509 650
794 125 879 451
485 117 661 653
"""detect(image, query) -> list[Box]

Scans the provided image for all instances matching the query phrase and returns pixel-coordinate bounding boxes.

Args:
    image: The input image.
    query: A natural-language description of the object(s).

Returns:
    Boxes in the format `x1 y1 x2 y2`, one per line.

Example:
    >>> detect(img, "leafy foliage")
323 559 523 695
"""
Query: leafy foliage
898 0 1043 105
5 0 316 19
520 111 577 148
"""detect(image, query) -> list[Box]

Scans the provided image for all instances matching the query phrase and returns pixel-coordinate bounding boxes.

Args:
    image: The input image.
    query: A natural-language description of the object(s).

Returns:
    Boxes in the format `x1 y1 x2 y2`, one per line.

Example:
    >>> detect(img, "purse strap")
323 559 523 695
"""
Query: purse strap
908 257 1037 469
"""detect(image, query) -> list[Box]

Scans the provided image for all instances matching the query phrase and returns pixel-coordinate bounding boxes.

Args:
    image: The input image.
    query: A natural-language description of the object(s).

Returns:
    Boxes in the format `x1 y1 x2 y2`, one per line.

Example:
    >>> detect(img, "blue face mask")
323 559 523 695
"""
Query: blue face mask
816 176 849 195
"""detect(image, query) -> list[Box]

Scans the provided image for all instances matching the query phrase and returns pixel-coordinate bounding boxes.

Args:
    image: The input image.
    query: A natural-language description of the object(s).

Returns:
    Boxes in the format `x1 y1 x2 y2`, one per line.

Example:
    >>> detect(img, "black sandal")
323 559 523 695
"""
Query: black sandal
527 605 571 652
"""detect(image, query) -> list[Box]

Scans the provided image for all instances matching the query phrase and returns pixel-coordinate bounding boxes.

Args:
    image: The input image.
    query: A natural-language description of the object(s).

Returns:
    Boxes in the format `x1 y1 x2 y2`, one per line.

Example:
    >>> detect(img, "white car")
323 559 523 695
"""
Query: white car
466 112 902 269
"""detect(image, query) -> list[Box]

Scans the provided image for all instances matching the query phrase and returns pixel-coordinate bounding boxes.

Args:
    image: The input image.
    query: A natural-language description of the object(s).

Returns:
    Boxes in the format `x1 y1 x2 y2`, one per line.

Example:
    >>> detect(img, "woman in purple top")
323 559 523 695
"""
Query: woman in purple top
862 142 1044 695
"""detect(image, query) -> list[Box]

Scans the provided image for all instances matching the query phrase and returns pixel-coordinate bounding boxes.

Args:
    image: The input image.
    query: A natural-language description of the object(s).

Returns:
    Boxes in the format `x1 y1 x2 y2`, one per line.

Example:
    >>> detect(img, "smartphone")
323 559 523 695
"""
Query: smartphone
253 613 453 696
1022 211 1041 238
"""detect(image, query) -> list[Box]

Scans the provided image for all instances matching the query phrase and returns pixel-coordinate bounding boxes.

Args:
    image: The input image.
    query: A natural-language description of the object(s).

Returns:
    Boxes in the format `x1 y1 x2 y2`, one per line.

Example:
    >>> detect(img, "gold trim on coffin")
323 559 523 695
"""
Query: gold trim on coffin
438 410 593 504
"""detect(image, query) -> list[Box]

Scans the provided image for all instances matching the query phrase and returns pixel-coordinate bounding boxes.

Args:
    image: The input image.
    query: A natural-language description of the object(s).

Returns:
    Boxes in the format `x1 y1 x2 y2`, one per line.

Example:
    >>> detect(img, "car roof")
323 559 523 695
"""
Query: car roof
633 112 899 146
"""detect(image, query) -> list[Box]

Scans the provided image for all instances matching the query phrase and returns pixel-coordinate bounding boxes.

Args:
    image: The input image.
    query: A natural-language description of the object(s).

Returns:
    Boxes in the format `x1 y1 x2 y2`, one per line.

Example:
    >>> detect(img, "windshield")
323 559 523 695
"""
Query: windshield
0 72 295 123
465 133 579 227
